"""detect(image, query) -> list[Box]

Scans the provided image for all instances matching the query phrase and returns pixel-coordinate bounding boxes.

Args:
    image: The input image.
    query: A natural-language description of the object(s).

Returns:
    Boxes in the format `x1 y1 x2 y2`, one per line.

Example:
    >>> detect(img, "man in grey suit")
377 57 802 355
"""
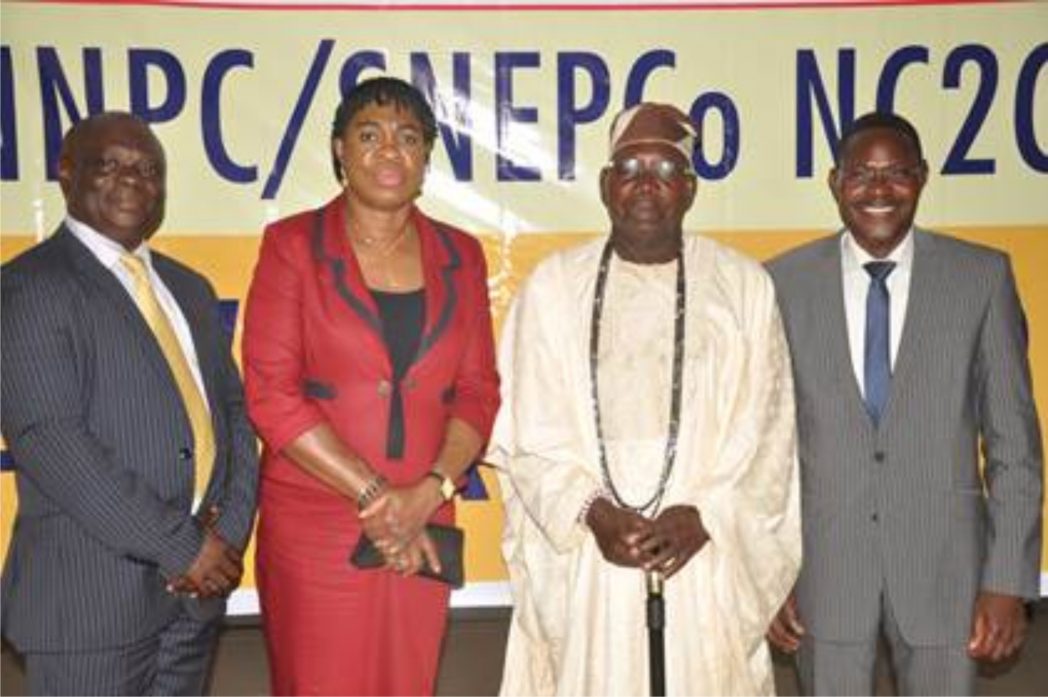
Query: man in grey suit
1 111 258 695
765 111 1043 695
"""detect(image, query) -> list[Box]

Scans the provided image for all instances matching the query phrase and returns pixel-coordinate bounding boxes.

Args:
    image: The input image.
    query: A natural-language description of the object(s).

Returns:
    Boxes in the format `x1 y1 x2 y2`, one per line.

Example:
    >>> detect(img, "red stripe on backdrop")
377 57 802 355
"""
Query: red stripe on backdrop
4 0 1028 12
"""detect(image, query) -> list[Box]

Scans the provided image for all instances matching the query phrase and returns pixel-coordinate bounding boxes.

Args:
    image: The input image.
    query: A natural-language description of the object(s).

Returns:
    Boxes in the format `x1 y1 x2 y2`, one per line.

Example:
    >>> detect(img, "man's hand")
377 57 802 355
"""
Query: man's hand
967 591 1028 662
636 505 710 578
767 590 805 653
180 530 243 598
169 508 243 598
586 498 654 568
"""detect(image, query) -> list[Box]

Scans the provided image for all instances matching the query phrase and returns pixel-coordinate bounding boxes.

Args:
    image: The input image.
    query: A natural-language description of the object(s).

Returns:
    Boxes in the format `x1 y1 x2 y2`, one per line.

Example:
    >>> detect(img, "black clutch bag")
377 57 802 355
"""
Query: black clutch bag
349 523 465 588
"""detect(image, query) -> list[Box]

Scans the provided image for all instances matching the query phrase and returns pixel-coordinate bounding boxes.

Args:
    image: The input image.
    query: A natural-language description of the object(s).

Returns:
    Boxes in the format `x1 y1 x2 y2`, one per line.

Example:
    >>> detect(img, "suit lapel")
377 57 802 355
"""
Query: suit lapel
62 228 221 466
58 228 178 390
312 201 389 370
153 256 220 416
414 212 460 365
881 229 936 429
314 199 461 374
818 232 870 420
154 258 225 500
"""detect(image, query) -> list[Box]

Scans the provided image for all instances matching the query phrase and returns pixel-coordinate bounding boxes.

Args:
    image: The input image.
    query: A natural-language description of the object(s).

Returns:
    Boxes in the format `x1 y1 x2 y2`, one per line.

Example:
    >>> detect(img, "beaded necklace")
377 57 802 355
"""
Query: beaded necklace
588 240 685 517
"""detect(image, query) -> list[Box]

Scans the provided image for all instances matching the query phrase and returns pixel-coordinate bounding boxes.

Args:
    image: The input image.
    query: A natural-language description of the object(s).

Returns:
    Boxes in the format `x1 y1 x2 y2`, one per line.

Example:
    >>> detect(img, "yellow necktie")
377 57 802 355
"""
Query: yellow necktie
122 254 215 494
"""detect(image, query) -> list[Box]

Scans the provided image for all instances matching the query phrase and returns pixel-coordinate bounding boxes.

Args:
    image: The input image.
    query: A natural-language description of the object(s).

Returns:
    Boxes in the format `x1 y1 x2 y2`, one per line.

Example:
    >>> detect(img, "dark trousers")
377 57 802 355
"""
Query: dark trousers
24 610 219 696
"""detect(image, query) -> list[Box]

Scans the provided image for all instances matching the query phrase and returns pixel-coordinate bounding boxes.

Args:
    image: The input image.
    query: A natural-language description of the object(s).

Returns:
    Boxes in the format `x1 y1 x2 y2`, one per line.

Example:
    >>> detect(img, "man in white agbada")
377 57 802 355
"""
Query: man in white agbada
490 103 802 695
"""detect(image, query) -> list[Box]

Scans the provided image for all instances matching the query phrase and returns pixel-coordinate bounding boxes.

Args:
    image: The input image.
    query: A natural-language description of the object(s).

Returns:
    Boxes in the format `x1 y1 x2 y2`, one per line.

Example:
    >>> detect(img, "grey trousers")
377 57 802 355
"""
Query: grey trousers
24 610 219 696
797 593 976 696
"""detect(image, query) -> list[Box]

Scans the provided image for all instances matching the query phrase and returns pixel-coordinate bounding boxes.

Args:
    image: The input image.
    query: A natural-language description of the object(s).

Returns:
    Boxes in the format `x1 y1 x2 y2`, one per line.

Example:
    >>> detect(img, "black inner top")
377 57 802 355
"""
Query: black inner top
371 288 426 461
371 288 426 380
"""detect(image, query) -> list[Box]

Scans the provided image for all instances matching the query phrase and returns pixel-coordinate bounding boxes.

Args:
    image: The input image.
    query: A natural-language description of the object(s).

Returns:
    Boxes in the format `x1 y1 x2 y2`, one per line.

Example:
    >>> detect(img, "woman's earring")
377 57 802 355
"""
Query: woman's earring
339 161 349 183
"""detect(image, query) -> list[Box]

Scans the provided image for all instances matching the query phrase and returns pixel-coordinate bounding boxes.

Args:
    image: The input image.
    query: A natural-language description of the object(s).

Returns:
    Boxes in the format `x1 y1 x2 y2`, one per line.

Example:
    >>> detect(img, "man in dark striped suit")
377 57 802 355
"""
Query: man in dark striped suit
766 112 1043 695
1 112 258 695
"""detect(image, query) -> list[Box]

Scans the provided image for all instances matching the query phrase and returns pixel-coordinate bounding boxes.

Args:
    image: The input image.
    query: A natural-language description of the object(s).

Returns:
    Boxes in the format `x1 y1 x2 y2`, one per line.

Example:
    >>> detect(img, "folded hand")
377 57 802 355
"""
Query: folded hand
636 505 709 578
383 529 441 578
360 480 442 556
587 498 654 569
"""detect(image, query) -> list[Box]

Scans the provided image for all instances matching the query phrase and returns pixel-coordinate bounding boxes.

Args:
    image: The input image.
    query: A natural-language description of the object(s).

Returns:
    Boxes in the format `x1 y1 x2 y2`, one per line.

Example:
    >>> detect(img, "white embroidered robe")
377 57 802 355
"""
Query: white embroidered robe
491 235 801 696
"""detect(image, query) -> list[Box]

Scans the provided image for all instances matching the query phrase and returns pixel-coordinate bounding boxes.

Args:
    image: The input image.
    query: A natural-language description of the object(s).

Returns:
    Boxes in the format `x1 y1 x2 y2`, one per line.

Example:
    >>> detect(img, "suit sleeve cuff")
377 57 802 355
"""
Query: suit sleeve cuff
156 522 206 578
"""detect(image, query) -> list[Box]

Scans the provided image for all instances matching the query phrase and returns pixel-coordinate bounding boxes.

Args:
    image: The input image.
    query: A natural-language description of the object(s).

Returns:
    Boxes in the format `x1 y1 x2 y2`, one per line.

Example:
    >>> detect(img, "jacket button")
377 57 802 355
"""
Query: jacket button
178 448 193 461
377 380 392 397
873 451 885 463
871 512 879 522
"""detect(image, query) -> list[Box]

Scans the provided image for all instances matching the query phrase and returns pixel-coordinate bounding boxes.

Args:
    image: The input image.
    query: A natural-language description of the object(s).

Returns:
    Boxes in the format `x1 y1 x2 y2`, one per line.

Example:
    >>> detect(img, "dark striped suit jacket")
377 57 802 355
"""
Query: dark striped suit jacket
1 227 258 652
767 228 1042 645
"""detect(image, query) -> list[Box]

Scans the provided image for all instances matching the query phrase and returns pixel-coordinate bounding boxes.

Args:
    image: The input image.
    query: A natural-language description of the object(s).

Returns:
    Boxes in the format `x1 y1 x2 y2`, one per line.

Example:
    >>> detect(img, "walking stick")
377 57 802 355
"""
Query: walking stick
646 570 666 696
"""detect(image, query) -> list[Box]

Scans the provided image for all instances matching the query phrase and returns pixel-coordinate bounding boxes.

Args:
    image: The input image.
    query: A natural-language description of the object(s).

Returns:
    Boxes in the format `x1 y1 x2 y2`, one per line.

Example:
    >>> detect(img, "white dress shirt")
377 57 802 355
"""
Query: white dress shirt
65 215 210 408
841 229 914 398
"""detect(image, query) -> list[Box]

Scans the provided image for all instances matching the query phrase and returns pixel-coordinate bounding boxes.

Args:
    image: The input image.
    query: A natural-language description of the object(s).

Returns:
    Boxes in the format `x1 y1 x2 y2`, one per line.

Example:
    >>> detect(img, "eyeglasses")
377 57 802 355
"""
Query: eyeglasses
839 164 923 187
609 156 691 183
90 157 163 180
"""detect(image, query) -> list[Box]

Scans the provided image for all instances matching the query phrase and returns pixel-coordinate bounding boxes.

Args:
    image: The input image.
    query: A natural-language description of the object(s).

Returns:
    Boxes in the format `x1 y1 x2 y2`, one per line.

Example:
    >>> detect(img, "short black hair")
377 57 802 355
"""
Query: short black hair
835 111 924 166
330 76 438 182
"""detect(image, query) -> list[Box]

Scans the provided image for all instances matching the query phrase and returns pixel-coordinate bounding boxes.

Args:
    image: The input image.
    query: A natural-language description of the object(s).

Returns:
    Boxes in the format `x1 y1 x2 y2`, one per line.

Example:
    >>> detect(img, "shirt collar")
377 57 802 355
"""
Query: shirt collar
841 227 914 275
65 215 152 271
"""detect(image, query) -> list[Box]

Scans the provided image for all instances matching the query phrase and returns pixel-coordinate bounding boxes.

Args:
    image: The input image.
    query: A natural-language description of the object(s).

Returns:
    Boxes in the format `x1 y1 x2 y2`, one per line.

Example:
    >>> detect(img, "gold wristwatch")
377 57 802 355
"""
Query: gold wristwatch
427 469 456 502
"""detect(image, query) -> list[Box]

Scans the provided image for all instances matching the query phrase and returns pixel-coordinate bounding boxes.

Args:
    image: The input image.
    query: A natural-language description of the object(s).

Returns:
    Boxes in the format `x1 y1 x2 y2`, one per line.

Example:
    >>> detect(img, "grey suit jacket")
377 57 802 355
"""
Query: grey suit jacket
767 228 1042 646
1 227 259 652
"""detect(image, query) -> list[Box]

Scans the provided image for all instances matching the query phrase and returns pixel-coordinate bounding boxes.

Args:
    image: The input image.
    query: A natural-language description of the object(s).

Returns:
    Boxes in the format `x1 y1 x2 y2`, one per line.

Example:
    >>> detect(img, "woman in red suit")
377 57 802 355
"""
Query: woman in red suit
242 77 500 695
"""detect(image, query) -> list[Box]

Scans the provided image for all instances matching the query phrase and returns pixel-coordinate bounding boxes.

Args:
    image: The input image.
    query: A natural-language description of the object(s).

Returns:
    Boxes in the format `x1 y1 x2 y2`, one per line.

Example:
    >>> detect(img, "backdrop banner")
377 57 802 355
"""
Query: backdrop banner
2 0 1046 610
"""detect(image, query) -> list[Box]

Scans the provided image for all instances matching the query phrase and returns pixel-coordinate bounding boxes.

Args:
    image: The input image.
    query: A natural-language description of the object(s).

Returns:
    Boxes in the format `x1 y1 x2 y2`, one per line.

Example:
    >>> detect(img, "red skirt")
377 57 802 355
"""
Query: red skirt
256 475 452 696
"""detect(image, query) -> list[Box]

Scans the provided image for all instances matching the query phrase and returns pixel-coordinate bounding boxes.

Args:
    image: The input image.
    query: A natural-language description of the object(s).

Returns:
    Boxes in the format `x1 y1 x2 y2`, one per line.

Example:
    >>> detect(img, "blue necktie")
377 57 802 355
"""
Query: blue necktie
863 261 896 426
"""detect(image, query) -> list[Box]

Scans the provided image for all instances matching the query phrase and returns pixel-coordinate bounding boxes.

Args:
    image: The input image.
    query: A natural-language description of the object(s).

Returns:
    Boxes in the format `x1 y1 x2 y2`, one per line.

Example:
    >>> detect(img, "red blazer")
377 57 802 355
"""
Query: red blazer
243 195 500 492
